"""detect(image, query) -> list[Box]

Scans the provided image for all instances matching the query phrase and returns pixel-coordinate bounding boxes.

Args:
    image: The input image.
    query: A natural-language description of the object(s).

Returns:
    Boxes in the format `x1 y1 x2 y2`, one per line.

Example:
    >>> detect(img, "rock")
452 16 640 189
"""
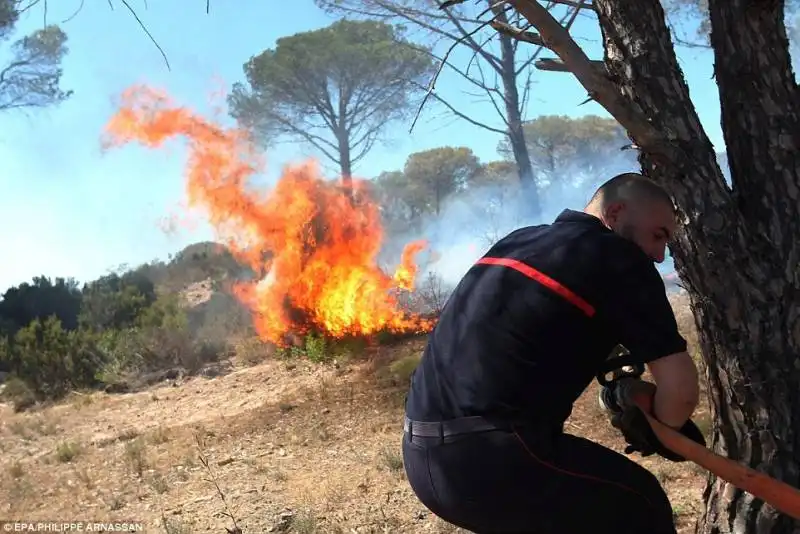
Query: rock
268 509 294 532
104 383 129 394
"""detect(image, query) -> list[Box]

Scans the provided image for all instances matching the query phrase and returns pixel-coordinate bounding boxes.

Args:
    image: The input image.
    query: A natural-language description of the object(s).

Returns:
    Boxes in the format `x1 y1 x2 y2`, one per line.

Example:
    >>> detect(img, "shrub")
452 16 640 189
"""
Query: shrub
416 271 453 315
0 317 104 401
0 375 37 412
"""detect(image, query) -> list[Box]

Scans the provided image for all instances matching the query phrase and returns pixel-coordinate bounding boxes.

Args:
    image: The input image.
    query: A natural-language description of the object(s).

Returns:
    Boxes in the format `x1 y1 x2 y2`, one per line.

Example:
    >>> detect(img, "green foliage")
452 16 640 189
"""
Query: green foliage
228 19 435 176
388 353 420 385
276 332 332 363
158 242 247 293
497 115 637 198
303 333 328 363
371 170 420 234
0 267 228 402
0 317 103 401
0 20 72 112
93 328 145 387
402 147 481 216
0 375 36 412
55 440 81 463
0 276 83 337
79 271 156 331
94 293 220 383
371 119 635 237
370 146 484 232
0 0 19 39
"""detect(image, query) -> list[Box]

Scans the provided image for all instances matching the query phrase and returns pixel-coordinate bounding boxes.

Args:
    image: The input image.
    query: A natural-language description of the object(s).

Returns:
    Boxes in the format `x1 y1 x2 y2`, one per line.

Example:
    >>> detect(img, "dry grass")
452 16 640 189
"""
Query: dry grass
0 294 707 532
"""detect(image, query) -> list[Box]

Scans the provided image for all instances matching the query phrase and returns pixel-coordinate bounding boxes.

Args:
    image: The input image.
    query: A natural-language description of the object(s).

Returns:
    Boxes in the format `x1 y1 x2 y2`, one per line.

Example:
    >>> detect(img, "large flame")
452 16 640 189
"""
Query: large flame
103 85 434 345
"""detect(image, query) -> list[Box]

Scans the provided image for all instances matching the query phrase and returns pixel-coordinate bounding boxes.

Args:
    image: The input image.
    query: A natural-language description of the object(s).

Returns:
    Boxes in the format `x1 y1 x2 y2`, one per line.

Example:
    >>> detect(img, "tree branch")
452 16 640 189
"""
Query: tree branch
443 0 595 10
268 113 342 165
508 0 676 161
472 53 510 125
439 4 505 73
410 3 515 133
547 0 594 8
402 42 508 103
0 60 28 86
116 0 170 71
490 20 545 46
514 5 574 100
534 57 604 72
346 0 504 66
407 80 508 134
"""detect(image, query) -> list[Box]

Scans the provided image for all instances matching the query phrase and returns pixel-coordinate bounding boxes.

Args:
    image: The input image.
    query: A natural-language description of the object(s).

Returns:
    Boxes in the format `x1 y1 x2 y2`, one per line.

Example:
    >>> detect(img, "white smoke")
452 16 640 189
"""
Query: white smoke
386 153 640 289
378 147 733 304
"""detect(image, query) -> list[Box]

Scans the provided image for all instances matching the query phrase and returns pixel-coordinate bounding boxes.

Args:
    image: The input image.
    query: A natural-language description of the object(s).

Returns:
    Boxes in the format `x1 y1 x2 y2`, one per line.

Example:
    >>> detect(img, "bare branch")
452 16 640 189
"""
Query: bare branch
117 0 170 71
403 42 508 100
509 0 676 161
407 80 508 134
442 0 595 10
514 7 570 76
409 8 511 133
266 113 342 164
439 4 506 73
490 20 545 46
547 0 594 8
61 0 85 23
534 57 604 71
472 52 509 126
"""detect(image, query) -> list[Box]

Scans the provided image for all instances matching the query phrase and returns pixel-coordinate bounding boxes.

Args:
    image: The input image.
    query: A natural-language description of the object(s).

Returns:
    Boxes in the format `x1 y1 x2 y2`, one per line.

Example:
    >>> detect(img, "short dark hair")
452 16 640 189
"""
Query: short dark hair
587 172 674 210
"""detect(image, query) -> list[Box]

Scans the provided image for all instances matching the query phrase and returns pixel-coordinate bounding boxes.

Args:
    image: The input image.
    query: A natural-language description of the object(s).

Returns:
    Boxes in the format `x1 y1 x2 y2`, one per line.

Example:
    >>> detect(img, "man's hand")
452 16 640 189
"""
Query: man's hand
599 377 707 462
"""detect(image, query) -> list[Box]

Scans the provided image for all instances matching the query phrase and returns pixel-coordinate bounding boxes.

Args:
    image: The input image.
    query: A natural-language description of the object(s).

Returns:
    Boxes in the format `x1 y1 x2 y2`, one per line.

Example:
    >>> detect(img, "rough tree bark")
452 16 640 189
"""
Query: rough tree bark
498 0 800 532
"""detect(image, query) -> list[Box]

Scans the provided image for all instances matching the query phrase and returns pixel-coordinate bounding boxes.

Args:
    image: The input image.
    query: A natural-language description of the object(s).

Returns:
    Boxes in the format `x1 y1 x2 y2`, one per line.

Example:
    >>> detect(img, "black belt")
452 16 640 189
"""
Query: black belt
403 415 520 438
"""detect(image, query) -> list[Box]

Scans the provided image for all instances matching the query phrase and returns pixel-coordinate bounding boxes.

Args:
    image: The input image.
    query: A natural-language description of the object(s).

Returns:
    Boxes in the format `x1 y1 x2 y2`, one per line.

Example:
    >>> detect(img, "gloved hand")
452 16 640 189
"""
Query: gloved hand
599 377 706 462
613 405 706 462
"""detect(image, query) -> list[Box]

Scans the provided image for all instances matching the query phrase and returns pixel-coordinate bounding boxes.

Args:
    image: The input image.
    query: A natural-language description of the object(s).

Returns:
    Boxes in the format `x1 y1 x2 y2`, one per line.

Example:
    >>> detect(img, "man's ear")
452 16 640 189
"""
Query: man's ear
603 201 626 226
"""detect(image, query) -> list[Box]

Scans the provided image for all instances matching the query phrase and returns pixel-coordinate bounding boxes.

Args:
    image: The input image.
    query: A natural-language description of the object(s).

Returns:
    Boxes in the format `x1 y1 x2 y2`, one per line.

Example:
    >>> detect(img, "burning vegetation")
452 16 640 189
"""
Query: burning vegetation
103 85 434 346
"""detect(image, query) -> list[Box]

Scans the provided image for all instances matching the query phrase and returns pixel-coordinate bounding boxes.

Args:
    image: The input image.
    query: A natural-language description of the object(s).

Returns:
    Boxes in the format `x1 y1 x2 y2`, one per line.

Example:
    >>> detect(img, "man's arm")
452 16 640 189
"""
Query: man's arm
647 351 700 428
601 243 700 428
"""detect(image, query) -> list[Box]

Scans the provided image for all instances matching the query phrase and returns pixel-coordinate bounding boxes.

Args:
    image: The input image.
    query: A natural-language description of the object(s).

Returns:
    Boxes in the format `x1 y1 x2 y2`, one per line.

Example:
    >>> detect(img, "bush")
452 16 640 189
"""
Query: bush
0 317 104 401
95 294 224 383
276 332 333 363
416 271 453 315
0 375 37 412
0 291 228 401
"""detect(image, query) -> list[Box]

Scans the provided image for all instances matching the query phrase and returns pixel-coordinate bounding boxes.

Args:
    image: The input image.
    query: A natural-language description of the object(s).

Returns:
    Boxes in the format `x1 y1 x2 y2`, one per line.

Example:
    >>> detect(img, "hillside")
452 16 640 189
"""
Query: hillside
0 290 711 533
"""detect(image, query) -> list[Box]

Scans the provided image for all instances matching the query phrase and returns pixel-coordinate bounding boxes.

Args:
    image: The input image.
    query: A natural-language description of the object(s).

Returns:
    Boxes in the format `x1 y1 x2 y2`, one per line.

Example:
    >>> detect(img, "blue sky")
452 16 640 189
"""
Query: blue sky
0 0 728 292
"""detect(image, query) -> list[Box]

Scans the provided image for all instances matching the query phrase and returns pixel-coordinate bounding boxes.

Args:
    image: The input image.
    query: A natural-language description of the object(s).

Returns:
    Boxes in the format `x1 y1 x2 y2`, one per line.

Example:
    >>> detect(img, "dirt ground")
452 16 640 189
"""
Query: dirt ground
0 293 709 533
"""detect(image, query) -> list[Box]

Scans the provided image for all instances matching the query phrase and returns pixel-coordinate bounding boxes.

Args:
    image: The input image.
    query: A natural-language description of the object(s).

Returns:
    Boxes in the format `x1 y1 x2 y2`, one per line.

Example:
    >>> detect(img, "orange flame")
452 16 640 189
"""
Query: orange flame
103 85 434 345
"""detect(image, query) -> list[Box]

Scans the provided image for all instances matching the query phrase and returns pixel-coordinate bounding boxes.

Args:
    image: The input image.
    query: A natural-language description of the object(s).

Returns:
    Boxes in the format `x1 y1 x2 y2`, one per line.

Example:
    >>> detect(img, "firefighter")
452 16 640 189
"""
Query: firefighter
402 172 705 534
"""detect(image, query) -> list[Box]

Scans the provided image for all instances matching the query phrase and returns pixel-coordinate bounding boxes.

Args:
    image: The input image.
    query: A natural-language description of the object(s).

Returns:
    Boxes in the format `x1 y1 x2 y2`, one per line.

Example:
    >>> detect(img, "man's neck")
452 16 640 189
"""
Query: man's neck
582 206 606 227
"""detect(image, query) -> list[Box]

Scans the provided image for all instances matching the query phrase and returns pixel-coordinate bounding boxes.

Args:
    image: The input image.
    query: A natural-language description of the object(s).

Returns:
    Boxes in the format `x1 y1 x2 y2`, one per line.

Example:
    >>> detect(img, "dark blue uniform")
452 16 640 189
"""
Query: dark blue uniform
403 210 687 534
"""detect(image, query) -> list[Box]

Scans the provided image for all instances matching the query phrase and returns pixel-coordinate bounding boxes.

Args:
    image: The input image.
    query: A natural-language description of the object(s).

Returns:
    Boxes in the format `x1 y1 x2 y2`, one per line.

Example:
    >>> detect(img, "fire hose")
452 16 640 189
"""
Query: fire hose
598 356 800 521
629 391 800 520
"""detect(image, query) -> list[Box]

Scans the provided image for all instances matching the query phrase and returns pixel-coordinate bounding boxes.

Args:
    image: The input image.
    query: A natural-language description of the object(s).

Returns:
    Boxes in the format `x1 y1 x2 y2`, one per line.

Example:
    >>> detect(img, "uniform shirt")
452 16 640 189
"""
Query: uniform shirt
404 209 688 427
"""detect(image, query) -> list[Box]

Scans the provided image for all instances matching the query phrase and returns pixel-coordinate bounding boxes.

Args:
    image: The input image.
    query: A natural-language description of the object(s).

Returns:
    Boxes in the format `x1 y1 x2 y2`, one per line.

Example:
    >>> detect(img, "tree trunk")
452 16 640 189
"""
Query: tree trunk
338 134 353 195
335 93 353 197
491 2 541 218
591 0 800 532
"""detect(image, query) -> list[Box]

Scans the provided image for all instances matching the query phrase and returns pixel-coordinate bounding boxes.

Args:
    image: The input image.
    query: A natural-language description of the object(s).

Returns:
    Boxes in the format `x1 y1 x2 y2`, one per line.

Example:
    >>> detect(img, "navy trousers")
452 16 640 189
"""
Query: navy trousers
402 422 677 534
